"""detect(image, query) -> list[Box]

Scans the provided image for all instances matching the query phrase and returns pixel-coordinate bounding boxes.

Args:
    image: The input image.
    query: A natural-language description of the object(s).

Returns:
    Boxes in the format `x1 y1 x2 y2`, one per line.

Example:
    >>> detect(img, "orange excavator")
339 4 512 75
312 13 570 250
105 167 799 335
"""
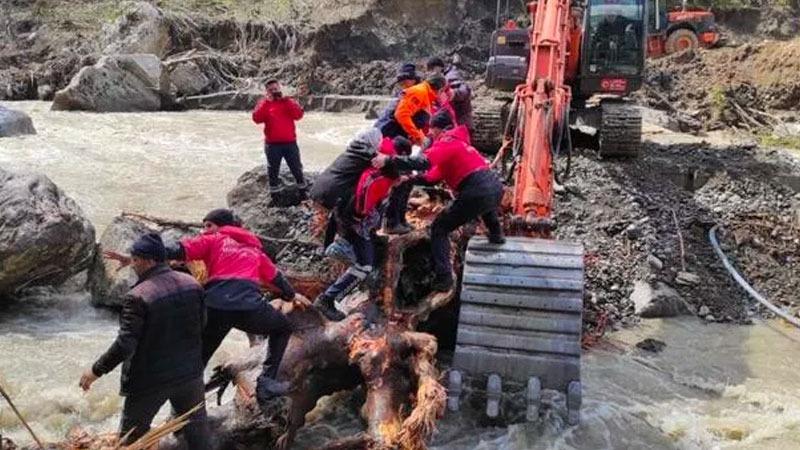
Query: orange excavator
449 0 649 425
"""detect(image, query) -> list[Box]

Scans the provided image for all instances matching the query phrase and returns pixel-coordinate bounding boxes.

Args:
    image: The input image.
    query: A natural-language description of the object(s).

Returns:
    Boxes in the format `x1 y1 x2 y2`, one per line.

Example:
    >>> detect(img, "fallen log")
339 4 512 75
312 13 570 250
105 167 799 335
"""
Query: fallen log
202 195 456 450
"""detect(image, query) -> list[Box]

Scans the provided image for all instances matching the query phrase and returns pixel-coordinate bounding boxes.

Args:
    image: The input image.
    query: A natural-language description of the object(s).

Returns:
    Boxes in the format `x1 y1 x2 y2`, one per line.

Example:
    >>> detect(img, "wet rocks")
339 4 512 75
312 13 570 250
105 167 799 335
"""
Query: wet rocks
636 338 666 353
89 214 200 308
675 271 701 286
226 166 329 274
168 60 211 97
226 165 314 239
52 54 171 112
0 106 36 137
0 168 95 300
647 254 664 270
101 2 171 58
630 280 693 318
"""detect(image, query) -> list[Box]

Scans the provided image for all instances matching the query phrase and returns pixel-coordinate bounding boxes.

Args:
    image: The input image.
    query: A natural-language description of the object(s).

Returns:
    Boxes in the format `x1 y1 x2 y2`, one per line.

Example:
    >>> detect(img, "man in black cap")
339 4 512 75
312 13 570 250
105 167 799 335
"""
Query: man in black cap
426 57 447 76
81 233 210 448
395 62 421 92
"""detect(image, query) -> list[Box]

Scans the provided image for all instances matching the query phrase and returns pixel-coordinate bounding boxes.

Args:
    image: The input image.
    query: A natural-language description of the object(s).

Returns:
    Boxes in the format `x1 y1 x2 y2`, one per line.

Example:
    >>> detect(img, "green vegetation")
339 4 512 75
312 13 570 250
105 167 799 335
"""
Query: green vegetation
30 0 126 32
758 132 800 151
709 85 727 117
156 0 300 21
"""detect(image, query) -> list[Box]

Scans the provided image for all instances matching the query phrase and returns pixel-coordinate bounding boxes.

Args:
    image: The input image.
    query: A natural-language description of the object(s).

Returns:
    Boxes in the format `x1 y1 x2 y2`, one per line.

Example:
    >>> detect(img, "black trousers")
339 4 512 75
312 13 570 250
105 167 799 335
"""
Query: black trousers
265 142 305 187
119 378 210 449
432 170 503 276
202 302 292 379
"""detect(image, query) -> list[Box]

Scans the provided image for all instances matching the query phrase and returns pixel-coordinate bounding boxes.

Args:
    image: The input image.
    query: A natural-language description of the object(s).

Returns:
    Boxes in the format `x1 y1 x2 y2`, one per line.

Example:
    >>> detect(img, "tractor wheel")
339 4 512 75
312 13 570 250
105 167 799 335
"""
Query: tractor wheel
666 29 699 54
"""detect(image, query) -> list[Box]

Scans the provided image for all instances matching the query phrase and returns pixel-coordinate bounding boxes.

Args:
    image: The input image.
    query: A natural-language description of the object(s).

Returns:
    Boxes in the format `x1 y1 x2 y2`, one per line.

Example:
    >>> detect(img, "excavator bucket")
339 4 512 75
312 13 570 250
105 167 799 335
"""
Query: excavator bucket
452 236 584 422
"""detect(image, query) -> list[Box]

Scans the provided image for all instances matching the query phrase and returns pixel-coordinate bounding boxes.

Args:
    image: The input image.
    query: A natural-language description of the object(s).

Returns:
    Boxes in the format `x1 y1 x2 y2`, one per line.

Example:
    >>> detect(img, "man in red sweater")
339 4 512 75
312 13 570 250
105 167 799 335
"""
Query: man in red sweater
252 79 306 192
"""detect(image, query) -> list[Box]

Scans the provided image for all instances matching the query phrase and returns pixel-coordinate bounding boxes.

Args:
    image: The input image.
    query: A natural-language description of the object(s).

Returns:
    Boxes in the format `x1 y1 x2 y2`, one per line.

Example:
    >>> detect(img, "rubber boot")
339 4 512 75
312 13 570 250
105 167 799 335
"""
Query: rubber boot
255 371 291 412
313 295 346 321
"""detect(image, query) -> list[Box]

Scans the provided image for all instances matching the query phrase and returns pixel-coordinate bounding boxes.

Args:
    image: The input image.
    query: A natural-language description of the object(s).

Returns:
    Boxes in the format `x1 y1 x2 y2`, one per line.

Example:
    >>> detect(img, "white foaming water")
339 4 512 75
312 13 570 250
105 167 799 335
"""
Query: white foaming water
0 101 369 232
422 320 800 450
0 101 369 443
2 102 800 448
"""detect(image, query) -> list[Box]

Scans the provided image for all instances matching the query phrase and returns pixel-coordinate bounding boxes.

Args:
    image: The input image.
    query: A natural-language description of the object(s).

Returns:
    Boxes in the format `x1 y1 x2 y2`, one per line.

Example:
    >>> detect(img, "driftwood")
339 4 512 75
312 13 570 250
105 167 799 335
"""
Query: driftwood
202 192 455 450
39 190 455 450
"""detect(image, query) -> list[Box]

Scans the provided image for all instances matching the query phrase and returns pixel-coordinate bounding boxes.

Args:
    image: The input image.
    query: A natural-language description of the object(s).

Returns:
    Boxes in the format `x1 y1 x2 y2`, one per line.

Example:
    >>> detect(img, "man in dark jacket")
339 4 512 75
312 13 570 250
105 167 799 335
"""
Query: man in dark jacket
445 68 474 133
372 111 506 292
252 79 306 192
80 233 210 448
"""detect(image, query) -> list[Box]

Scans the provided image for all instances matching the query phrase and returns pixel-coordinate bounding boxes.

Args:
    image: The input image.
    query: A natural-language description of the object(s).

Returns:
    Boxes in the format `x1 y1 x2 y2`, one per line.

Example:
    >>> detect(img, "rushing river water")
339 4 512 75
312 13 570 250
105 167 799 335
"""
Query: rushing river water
2 102 800 448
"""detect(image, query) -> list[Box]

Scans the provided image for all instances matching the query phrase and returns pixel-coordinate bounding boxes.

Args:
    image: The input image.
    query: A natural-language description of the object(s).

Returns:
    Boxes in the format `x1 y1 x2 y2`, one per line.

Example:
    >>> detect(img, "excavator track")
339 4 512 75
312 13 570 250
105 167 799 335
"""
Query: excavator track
453 236 584 405
598 102 642 158
471 98 509 154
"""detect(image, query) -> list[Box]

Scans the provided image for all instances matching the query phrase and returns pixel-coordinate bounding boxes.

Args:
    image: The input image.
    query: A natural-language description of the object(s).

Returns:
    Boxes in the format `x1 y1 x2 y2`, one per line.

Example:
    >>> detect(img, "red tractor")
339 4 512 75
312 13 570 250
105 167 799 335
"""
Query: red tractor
648 0 722 57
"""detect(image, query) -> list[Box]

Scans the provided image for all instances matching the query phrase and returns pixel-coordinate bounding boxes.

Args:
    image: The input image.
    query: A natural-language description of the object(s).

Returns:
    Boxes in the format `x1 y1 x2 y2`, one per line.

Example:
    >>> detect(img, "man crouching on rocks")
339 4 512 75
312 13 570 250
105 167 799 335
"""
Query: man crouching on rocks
80 233 211 448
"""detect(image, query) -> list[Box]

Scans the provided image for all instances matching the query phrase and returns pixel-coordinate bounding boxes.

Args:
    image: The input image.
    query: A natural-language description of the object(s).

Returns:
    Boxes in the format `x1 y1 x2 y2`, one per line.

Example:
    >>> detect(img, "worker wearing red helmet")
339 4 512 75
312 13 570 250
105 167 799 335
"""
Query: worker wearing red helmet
372 111 506 292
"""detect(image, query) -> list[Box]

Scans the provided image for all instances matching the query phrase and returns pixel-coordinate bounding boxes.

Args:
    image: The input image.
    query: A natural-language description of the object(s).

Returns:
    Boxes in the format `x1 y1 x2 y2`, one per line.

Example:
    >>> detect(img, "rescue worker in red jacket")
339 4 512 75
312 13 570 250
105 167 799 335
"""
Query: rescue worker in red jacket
314 137 412 321
167 209 308 403
252 79 306 193
372 111 506 292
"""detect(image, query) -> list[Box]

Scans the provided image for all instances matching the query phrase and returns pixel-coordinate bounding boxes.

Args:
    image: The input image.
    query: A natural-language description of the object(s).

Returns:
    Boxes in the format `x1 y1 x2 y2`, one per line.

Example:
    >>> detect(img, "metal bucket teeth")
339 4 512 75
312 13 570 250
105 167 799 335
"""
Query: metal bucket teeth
454 236 584 392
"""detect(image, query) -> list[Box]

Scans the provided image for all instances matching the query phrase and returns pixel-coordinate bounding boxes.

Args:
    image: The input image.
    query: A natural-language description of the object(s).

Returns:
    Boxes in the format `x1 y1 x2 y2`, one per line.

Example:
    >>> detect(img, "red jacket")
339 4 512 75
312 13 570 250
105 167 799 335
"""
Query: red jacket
425 125 487 191
181 226 278 286
252 97 304 144
354 138 398 218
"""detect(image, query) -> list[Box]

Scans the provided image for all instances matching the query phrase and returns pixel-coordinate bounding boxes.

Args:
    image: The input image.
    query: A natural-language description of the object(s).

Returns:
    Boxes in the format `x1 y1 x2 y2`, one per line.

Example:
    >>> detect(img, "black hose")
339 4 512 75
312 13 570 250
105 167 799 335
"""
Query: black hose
709 225 800 329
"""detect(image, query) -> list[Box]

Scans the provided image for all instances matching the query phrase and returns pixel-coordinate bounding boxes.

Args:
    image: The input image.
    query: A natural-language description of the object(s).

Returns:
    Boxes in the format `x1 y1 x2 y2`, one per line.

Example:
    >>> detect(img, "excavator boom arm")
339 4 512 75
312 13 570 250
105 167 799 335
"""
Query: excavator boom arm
511 0 578 231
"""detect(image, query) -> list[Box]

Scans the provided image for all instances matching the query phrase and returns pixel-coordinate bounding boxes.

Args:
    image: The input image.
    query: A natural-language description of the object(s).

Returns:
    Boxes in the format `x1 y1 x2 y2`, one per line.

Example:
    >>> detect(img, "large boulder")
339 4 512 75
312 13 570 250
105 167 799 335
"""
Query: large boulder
0 169 95 299
168 60 211 97
227 166 315 239
226 166 329 274
630 280 694 318
0 106 36 137
89 214 200 308
51 54 171 112
101 2 172 58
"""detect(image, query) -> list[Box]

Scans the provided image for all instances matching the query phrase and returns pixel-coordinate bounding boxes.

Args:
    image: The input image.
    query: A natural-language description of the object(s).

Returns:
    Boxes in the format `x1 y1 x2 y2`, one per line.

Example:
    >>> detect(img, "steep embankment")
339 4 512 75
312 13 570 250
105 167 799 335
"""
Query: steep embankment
0 0 496 101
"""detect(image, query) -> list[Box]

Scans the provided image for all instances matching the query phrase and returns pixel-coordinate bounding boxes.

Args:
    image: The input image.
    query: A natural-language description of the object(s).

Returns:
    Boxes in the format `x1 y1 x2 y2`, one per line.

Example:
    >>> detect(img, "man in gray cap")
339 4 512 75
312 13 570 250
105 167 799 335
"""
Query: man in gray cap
80 233 210 448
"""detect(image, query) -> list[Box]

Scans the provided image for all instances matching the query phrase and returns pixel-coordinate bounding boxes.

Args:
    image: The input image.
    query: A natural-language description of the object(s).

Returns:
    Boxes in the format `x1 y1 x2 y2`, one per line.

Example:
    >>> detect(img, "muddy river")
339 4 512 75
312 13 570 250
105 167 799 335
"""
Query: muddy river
1 102 799 449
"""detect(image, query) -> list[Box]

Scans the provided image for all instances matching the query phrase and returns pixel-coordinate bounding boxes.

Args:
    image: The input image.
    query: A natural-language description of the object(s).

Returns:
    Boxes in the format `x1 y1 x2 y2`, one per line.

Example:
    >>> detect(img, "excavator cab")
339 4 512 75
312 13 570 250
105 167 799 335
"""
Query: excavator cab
486 23 531 91
578 0 647 97
575 0 647 157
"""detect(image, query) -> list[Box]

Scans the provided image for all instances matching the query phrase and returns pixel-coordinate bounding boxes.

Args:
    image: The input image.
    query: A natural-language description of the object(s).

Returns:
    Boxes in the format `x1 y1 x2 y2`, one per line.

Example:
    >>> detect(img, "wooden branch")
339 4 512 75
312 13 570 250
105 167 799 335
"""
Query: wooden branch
122 211 203 230
671 209 687 272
